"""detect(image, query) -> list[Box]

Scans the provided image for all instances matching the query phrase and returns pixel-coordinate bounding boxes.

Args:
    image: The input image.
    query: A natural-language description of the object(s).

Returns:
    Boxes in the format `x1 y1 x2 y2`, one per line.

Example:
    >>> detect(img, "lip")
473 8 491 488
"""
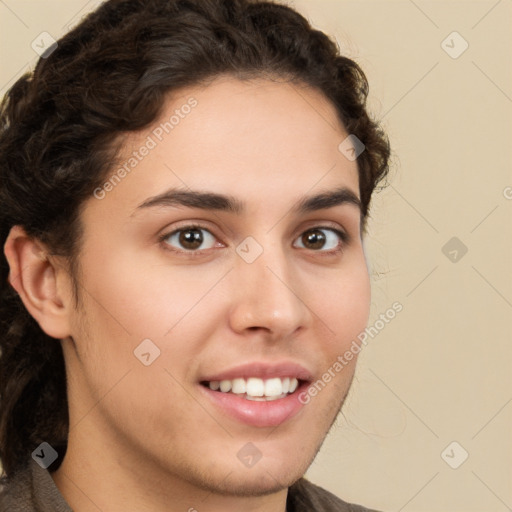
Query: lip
199 380 310 427
198 361 313 428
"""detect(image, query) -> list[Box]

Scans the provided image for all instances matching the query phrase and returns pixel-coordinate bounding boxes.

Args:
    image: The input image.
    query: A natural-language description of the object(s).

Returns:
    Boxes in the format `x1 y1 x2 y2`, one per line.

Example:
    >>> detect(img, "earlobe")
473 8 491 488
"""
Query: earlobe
4 225 72 339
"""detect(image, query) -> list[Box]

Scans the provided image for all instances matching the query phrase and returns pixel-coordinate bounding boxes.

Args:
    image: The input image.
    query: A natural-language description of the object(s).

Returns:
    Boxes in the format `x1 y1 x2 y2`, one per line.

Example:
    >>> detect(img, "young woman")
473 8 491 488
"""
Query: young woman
0 0 390 510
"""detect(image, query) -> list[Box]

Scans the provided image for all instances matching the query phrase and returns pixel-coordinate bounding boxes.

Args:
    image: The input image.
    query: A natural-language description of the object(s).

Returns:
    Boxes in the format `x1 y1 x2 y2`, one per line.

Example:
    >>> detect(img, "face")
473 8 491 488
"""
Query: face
62 76 371 497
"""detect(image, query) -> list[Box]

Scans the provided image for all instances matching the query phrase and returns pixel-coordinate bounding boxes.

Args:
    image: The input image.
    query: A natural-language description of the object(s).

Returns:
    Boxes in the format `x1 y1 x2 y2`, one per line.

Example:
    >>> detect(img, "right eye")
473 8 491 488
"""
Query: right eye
160 225 219 253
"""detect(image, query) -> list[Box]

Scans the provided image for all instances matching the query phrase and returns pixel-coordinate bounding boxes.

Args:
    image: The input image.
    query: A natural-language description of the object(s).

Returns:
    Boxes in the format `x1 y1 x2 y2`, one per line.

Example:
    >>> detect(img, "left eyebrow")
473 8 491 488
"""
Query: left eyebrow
133 186 362 216
294 187 362 215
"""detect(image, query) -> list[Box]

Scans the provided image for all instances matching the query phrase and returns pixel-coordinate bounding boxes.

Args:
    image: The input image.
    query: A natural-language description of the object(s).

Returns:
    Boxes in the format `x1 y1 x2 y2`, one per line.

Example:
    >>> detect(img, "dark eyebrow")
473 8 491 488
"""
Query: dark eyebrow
133 186 362 216
294 187 361 215
134 189 244 214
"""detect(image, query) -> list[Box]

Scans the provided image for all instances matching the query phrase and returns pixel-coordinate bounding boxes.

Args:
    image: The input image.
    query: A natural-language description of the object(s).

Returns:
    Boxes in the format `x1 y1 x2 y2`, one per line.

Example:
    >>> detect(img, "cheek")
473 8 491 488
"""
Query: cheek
78 246 219 341
68 252 205 422
296 262 369 413
316 259 371 348
72 248 227 396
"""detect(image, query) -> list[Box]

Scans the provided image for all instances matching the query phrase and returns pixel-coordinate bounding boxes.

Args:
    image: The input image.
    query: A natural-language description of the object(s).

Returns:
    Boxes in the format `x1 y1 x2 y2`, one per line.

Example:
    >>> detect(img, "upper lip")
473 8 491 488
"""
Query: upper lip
200 361 314 383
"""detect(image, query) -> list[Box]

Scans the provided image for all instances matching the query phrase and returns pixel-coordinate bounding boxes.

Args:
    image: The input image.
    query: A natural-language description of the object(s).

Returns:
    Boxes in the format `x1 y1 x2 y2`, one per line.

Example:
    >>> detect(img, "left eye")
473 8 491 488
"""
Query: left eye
293 227 345 252
162 226 217 251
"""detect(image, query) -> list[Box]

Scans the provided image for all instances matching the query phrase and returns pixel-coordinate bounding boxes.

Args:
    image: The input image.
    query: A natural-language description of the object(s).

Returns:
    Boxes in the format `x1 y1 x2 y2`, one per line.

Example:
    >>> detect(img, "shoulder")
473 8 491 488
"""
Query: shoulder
0 460 71 512
287 478 383 512
0 464 34 511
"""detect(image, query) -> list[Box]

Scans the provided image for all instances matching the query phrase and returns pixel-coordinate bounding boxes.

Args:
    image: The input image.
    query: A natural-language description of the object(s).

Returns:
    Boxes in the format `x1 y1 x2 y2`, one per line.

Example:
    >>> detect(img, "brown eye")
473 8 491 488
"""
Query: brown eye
179 228 203 250
301 229 326 250
163 226 217 251
294 227 346 252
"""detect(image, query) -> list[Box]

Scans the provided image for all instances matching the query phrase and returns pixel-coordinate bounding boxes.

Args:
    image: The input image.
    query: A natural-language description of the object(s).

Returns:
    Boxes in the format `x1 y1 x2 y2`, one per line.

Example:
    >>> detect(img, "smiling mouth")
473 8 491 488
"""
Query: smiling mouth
200 377 303 401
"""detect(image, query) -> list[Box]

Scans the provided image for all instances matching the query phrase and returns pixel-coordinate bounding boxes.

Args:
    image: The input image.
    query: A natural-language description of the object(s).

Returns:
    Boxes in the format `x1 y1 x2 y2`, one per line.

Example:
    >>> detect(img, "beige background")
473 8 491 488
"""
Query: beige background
1 1 511 511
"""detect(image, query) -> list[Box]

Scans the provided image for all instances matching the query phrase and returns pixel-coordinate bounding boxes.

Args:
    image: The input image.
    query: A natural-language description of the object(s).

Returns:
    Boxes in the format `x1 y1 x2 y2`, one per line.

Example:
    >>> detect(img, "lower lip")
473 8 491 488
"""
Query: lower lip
199 383 308 427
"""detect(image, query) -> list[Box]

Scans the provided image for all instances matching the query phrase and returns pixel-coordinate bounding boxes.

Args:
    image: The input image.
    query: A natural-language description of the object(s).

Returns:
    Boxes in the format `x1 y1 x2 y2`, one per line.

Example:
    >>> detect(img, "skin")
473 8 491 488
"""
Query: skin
5 76 371 512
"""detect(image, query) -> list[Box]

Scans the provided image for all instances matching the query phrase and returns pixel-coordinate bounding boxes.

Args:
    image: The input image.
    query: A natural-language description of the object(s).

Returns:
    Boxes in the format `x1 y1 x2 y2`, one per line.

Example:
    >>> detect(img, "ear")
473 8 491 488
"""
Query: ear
3 225 73 339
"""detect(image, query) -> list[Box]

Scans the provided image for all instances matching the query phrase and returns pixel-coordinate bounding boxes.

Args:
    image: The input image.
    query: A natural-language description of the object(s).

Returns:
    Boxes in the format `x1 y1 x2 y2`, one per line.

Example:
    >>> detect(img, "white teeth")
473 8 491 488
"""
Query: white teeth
219 380 232 393
265 378 283 396
207 377 301 399
246 378 265 397
231 378 246 394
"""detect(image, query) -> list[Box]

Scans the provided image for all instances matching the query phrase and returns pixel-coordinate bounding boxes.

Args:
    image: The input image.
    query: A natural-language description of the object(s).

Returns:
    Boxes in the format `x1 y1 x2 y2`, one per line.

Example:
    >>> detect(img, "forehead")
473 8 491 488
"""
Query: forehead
87 76 360 221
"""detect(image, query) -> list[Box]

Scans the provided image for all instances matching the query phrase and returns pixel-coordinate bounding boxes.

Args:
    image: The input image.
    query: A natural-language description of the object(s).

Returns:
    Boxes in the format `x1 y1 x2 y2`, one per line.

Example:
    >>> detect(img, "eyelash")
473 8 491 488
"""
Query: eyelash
158 223 350 257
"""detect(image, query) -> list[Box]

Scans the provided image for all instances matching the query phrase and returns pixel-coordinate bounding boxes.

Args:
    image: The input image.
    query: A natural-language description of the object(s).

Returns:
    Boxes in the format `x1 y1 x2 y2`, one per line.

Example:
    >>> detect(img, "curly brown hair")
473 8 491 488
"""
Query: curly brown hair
0 0 390 477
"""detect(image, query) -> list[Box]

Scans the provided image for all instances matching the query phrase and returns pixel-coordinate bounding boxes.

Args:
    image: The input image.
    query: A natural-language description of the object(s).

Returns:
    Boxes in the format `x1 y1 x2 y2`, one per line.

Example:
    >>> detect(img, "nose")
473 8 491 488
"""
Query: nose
227 241 313 340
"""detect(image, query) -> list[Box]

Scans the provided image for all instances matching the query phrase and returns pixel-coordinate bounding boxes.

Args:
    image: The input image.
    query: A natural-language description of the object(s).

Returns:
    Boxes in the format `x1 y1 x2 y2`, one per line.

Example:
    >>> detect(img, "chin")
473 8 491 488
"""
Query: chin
177 452 310 498
206 468 300 497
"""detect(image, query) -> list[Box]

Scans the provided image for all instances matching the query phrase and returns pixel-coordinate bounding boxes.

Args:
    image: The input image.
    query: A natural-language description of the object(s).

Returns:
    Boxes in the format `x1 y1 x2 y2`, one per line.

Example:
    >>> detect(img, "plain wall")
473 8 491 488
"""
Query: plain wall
1 1 511 511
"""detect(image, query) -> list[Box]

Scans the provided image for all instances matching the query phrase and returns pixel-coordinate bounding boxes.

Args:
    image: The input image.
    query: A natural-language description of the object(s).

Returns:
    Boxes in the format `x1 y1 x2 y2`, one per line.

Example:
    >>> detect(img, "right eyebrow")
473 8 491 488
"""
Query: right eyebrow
133 188 244 215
